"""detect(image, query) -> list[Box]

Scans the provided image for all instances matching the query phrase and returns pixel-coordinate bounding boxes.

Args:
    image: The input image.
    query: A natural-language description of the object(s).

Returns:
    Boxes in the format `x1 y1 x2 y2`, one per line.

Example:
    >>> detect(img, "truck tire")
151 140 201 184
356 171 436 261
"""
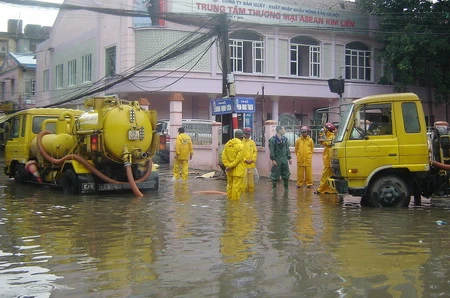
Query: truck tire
14 164 27 184
367 175 410 207
62 169 80 195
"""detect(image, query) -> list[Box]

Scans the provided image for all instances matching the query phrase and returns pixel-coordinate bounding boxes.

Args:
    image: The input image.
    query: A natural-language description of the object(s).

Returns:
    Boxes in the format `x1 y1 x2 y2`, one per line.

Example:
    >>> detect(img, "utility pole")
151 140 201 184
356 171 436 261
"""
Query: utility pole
216 13 236 144
218 13 230 98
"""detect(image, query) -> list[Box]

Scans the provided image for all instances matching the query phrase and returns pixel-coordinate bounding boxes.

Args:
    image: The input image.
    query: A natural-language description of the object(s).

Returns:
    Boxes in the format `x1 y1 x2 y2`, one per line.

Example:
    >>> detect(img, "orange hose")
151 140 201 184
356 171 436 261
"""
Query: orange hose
193 190 228 195
135 159 153 183
432 161 450 171
125 164 143 197
37 130 148 197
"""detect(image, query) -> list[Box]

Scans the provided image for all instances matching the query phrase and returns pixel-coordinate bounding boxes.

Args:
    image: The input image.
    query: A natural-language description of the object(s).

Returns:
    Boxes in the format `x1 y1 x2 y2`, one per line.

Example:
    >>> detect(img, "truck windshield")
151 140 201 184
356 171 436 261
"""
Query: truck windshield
334 104 354 143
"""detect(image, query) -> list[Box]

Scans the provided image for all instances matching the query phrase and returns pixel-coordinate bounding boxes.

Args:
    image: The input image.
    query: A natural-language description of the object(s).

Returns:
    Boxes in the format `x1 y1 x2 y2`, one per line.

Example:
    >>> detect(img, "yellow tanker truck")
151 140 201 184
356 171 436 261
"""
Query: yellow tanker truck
2 96 159 197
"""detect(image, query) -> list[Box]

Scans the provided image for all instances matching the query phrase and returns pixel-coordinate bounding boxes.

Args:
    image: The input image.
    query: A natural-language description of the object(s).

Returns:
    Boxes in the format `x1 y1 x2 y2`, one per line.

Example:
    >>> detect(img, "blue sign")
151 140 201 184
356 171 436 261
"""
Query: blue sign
211 98 233 115
211 97 255 115
235 97 255 113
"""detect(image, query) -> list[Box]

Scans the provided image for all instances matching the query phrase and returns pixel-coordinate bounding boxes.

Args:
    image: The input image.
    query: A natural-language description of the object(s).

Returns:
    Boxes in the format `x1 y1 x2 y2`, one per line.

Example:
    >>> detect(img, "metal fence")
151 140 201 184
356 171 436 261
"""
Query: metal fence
184 122 213 145
282 125 324 148
182 123 324 147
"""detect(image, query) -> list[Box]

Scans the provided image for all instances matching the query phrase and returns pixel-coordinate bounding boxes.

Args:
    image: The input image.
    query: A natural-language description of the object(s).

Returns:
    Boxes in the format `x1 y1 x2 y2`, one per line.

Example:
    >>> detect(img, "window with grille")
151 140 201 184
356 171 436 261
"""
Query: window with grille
0 82 4 100
82 54 92 82
0 41 7 54
55 64 63 89
24 79 36 104
229 31 264 74
43 69 49 92
290 36 321 77
345 42 371 81
105 46 116 77
68 59 77 86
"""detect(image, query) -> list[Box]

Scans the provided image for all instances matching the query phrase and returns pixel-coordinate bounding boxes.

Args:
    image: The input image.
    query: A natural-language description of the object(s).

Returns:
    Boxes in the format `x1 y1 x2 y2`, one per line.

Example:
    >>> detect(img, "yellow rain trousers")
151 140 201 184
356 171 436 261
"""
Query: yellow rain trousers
295 135 314 187
242 138 258 192
221 138 245 200
172 133 193 180
316 131 337 194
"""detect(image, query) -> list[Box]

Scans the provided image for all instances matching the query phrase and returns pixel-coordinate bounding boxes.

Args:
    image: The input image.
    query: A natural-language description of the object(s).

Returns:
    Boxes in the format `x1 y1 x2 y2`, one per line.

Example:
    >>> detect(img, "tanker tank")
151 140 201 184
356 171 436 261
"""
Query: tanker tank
76 98 154 163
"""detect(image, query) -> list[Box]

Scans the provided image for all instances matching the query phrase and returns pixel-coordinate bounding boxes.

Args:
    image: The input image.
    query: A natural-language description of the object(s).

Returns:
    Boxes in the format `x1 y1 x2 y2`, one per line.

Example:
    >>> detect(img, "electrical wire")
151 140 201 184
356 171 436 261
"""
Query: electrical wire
44 14 226 107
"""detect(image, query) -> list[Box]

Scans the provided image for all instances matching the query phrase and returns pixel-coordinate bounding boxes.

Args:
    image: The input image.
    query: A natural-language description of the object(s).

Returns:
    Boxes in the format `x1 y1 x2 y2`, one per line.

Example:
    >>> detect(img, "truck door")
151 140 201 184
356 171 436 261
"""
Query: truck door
345 103 398 181
4 115 29 162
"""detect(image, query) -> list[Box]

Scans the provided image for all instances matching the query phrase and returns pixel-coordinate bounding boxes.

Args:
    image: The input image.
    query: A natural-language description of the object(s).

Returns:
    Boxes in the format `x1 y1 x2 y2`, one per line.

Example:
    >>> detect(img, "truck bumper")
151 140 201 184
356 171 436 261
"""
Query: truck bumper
97 179 158 192
97 171 159 192
328 178 348 194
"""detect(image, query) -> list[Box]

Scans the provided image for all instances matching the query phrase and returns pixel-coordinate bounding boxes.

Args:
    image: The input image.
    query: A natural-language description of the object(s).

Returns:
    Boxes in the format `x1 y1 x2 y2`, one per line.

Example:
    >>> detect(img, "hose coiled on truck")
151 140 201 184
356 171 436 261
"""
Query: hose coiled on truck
37 130 152 197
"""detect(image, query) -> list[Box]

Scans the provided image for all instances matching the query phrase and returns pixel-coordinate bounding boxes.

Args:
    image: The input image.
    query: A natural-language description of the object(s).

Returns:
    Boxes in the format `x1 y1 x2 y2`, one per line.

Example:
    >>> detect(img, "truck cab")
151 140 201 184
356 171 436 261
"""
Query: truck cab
330 93 431 207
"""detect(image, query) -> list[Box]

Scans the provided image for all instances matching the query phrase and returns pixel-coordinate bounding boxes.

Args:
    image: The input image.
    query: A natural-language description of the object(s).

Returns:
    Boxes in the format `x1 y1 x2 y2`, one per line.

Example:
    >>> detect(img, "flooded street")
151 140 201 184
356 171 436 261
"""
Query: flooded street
1 164 450 297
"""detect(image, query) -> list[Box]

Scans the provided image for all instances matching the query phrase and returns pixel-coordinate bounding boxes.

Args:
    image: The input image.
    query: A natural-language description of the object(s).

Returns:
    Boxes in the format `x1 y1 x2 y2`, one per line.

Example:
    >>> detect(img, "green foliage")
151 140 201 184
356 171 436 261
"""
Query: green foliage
356 0 450 102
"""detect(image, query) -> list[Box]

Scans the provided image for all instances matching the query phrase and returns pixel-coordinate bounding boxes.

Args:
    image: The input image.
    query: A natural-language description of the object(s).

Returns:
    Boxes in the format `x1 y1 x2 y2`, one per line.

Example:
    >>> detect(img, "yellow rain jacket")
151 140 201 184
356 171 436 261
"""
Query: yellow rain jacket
173 133 194 180
242 137 258 192
295 134 314 187
319 131 334 167
317 130 336 194
222 137 245 200
295 135 314 166
175 133 193 160
242 138 257 169
221 138 245 177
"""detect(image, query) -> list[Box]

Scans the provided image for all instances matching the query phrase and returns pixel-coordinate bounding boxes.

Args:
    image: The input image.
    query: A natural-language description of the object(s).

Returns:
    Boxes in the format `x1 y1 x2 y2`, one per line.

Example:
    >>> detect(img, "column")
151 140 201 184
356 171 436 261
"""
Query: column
271 96 280 124
207 93 219 121
169 92 184 167
259 120 277 178
211 122 222 171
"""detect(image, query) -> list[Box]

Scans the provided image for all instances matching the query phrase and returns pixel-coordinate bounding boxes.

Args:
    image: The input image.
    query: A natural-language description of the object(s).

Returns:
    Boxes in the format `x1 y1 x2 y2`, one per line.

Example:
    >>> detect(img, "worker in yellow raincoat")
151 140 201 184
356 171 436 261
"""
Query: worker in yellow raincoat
315 123 337 194
295 126 314 188
242 127 258 192
221 129 245 200
172 127 193 180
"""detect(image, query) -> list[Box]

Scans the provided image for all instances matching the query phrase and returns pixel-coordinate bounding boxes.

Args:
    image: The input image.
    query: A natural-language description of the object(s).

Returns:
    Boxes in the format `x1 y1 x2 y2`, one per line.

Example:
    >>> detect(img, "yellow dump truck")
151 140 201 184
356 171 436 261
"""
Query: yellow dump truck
329 93 450 207
3 96 159 197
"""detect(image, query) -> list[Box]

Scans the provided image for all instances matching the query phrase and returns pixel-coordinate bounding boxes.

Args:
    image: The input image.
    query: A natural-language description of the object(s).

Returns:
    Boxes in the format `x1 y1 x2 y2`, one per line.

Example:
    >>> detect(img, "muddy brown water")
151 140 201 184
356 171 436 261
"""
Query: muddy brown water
1 164 450 297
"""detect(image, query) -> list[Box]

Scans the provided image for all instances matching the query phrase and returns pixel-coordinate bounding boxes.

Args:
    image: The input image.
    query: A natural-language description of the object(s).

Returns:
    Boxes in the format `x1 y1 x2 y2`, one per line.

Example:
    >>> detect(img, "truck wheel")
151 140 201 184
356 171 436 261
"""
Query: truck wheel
14 164 27 183
367 175 410 207
62 169 80 195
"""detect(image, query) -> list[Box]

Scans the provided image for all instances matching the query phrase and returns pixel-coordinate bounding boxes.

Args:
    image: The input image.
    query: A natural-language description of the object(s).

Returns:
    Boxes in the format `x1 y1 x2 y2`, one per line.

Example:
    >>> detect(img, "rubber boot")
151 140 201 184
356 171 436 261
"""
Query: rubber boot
272 181 277 192
283 179 289 191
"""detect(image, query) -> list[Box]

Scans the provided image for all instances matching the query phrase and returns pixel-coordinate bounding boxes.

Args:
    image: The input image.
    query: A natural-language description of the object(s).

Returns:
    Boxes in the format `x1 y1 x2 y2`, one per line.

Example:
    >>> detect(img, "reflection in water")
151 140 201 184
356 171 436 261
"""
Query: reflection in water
174 180 192 239
269 190 291 250
2 170 450 296
331 209 428 297
0 189 160 297
220 194 256 263
294 188 316 245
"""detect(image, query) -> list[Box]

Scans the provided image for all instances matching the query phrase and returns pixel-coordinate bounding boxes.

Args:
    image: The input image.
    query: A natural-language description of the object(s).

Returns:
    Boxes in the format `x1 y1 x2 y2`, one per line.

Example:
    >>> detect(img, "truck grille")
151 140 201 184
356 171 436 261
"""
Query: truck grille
331 158 341 177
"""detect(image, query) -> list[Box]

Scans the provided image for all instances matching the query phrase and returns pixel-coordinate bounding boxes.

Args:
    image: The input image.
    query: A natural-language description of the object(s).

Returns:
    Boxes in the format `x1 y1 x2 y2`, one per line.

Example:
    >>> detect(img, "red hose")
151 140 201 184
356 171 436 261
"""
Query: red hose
37 130 149 197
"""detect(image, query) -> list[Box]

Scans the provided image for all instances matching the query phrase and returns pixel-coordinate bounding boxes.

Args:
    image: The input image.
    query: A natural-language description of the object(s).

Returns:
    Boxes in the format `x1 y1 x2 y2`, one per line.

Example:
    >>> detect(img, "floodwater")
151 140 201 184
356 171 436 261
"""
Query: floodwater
1 165 450 297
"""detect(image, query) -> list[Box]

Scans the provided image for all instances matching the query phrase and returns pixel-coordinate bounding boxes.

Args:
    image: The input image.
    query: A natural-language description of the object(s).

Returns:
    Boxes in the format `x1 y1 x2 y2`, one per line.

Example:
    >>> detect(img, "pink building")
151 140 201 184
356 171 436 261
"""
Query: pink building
35 0 445 177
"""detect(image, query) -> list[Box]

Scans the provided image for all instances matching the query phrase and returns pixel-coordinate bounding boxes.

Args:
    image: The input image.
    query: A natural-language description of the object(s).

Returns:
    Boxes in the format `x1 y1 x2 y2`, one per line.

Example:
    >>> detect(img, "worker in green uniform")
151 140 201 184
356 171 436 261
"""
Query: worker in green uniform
268 125 292 191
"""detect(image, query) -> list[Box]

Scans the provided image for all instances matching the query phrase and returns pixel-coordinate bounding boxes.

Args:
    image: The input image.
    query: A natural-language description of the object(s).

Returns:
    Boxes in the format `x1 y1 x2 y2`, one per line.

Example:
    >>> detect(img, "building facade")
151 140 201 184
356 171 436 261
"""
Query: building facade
0 19 51 109
35 0 445 142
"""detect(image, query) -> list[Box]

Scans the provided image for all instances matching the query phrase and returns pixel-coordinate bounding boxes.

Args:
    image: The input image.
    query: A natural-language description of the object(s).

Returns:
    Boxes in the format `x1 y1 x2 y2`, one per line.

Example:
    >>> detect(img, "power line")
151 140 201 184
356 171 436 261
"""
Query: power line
0 0 149 17
44 15 224 107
